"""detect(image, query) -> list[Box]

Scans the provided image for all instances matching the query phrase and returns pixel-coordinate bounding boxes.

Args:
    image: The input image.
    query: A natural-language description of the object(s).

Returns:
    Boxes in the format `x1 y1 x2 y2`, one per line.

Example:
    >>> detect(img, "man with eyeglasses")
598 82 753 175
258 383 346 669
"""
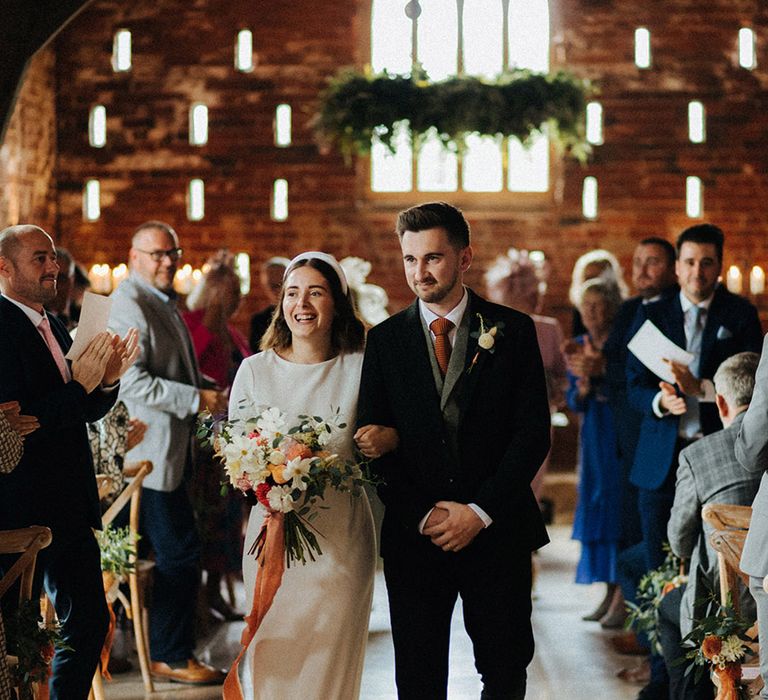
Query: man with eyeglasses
109 220 227 685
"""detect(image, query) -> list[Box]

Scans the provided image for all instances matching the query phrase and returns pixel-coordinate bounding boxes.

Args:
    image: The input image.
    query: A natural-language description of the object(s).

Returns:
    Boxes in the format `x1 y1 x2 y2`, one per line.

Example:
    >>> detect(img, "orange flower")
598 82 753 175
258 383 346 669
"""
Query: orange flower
701 635 722 659
285 441 312 461
268 463 289 484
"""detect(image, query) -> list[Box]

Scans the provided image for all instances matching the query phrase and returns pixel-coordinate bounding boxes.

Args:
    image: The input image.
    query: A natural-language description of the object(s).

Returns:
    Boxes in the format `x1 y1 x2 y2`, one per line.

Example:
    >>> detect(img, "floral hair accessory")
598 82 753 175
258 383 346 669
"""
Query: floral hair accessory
467 313 504 374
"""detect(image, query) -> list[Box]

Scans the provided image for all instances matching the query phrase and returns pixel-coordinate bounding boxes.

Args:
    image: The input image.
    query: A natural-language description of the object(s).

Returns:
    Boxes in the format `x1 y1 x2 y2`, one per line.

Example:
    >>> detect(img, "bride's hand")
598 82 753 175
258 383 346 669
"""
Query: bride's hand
353 424 399 459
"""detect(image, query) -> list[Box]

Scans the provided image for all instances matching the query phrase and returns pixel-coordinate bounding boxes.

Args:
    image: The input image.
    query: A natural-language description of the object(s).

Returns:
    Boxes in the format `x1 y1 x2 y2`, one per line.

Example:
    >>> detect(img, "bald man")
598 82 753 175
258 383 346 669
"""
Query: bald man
0 224 137 698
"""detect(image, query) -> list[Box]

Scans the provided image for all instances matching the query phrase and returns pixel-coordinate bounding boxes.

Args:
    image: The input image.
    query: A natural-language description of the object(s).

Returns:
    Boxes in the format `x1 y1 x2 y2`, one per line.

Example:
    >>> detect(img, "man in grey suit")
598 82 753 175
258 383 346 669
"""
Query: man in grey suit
735 333 768 700
109 221 227 685
659 351 762 700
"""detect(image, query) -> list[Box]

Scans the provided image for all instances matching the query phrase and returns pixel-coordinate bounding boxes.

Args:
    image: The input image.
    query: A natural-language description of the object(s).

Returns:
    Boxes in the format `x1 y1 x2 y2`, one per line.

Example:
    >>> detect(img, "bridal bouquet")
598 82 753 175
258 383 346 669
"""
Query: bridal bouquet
198 406 365 567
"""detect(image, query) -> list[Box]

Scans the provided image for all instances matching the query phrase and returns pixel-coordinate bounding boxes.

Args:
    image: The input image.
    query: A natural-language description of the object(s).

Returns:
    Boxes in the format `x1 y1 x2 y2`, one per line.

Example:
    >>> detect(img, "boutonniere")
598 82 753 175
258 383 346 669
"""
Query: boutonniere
467 314 505 374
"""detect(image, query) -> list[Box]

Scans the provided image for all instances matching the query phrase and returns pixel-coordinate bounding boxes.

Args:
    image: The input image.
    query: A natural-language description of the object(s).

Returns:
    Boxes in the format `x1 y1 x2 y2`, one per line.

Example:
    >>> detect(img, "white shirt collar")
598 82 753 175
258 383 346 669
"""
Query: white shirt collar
679 289 714 314
419 287 469 334
1 294 46 328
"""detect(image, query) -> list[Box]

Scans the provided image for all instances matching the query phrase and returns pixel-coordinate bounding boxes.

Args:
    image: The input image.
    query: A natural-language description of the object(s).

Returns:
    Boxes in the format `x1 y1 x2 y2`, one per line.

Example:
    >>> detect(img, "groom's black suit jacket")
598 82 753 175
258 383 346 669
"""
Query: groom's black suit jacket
358 290 551 558
0 296 116 534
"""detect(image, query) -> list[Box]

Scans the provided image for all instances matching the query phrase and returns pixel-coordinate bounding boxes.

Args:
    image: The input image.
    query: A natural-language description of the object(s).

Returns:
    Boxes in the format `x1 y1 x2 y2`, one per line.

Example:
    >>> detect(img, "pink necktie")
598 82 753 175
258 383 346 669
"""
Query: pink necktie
430 317 454 377
39 315 71 382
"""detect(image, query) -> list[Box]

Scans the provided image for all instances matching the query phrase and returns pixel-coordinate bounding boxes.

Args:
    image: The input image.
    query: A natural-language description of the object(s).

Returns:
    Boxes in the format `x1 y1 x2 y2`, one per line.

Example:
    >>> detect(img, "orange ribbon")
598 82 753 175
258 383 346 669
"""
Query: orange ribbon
713 664 741 700
222 511 286 699
99 600 116 681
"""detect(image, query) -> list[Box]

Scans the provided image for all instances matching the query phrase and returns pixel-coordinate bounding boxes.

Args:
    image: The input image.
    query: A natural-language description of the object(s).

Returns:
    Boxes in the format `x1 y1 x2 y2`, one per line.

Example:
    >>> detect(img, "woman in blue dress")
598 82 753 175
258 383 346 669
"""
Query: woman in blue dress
566 277 625 625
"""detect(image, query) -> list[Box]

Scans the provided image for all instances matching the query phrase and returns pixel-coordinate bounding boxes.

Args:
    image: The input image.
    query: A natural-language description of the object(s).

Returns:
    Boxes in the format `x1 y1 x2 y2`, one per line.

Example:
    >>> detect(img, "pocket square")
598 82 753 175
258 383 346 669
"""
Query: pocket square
717 325 733 340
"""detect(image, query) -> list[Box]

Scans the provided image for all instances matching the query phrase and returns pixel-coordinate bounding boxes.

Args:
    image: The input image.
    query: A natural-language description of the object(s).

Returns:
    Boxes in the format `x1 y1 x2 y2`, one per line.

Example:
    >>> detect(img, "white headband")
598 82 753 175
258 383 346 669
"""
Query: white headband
285 251 349 295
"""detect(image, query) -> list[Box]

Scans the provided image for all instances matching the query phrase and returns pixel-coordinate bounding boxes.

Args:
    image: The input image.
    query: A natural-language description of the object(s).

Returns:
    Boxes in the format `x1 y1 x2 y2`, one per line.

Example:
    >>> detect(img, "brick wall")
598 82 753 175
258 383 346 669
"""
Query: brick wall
0 48 58 232
50 0 768 332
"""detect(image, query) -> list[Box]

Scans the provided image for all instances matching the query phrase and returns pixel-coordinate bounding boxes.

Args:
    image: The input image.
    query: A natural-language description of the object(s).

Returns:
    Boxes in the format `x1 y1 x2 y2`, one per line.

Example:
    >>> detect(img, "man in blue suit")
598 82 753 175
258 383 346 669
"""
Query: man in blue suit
626 223 763 699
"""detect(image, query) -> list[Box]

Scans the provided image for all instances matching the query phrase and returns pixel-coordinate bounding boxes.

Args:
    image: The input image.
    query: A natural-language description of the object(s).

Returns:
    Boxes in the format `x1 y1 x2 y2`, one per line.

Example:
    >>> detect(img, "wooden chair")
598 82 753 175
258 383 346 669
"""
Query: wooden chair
91 460 155 698
702 503 763 694
0 526 53 699
702 503 752 610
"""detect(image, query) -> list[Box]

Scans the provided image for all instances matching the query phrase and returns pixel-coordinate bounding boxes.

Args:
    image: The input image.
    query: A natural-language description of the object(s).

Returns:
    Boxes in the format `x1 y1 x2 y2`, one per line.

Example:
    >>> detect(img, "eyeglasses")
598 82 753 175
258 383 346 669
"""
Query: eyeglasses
134 247 183 262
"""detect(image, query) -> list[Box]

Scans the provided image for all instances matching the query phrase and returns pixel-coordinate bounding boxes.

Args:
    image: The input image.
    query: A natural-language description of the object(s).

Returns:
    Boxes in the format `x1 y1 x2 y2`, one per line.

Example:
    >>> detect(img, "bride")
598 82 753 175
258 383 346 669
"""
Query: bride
228 251 397 699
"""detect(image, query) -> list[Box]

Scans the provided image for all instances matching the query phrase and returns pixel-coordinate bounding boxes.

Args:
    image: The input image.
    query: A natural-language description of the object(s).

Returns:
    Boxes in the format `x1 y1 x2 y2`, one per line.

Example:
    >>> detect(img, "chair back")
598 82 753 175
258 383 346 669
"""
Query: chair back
0 526 53 603
702 503 752 609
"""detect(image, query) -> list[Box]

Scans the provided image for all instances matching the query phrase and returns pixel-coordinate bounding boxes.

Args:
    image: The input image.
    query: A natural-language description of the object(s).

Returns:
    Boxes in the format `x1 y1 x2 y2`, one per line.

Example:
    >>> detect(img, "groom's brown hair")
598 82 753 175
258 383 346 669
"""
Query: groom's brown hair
395 202 470 249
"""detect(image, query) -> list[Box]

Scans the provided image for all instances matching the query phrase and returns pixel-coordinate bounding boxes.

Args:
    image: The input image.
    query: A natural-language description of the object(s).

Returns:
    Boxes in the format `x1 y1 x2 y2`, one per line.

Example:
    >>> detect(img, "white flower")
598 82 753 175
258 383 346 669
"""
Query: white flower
267 485 294 513
222 434 256 480
257 407 286 435
720 635 745 663
284 456 313 491
268 450 286 465
317 427 332 446
478 332 495 350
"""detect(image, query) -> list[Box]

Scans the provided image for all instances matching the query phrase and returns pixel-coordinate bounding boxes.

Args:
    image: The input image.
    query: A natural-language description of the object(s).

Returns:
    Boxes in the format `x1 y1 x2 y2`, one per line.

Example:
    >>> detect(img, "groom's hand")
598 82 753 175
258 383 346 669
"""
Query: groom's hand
423 501 484 552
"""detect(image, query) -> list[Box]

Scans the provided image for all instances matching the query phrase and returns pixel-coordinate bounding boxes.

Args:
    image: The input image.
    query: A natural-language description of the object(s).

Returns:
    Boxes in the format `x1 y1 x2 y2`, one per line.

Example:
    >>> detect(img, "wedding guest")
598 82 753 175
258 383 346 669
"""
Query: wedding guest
626 223 763 700
484 248 567 504
735 333 768 700
0 402 39 697
567 278 625 626
605 237 677 656
659 351 761 700
109 221 227 685
568 248 629 337
358 202 551 699
183 252 251 622
249 256 290 351
229 252 395 697
0 224 137 698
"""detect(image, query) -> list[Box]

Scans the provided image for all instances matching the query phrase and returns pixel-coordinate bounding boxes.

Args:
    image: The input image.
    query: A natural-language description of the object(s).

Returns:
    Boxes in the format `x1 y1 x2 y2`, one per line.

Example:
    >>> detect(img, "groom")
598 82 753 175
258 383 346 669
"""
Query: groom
357 202 551 699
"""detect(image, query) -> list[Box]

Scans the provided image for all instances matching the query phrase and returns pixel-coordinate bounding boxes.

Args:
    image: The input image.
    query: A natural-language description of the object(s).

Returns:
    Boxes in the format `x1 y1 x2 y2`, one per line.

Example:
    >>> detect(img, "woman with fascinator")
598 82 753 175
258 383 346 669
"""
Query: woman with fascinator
228 252 397 698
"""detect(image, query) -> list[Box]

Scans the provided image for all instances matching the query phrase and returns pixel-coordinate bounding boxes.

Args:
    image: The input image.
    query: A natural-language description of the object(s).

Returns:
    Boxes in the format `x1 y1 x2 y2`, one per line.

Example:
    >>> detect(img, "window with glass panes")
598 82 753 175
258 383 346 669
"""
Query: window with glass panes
370 0 550 193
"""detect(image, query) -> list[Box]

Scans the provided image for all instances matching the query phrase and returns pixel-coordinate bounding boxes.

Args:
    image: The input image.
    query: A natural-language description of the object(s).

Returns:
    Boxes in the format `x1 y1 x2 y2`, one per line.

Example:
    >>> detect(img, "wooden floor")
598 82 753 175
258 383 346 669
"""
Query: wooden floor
101 524 643 699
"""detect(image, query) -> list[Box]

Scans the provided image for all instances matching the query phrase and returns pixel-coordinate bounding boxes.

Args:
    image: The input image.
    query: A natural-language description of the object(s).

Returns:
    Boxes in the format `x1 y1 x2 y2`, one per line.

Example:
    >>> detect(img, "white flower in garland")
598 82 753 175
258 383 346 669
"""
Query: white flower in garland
720 635 745 663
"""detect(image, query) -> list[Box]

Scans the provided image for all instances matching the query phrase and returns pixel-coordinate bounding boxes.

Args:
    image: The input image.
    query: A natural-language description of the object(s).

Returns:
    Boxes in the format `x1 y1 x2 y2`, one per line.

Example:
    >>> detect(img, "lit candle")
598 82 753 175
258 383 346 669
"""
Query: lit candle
750 265 765 295
173 264 193 295
89 263 112 294
726 265 742 294
111 263 128 289
191 268 203 291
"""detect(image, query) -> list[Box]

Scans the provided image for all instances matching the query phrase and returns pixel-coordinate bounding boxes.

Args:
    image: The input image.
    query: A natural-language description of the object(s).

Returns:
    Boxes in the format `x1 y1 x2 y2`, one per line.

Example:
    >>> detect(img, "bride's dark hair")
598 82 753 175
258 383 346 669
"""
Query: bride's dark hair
260 257 365 353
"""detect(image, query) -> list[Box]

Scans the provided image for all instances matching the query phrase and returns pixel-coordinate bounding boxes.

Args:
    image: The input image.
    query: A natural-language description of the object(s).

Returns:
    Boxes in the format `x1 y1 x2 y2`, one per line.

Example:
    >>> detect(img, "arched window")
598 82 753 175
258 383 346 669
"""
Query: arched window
370 0 550 194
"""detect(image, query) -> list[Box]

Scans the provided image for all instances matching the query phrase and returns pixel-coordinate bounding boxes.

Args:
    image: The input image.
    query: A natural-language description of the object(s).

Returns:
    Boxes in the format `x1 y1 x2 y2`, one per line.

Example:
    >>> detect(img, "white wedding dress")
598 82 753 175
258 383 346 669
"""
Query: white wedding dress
229 350 376 700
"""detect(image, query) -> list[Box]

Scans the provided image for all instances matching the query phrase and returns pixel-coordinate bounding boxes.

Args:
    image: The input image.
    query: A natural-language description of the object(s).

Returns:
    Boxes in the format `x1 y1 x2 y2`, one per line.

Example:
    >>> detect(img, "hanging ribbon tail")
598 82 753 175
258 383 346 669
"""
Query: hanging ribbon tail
100 600 117 680
222 511 286 700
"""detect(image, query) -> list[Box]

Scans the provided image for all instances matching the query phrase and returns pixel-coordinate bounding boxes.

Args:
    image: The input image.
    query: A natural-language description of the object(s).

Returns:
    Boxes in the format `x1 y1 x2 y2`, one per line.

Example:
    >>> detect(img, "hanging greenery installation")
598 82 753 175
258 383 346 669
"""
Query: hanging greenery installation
313 66 594 162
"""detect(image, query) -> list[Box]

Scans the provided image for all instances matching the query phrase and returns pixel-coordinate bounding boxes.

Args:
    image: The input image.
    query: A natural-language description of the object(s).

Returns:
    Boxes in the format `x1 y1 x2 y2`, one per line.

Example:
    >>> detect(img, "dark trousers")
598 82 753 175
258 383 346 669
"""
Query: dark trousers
118 483 200 663
40 528 110 699
384 541 532 700
659 585 714 700
637 445 682 692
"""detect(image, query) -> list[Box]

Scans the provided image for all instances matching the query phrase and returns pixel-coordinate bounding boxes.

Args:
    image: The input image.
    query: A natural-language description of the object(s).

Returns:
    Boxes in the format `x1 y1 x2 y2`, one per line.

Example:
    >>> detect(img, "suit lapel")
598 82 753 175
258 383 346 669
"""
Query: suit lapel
700 286 725 366
0 297 67 386
131 279 200 385
440 303 471 410
457 294 492 423
667 295 686 349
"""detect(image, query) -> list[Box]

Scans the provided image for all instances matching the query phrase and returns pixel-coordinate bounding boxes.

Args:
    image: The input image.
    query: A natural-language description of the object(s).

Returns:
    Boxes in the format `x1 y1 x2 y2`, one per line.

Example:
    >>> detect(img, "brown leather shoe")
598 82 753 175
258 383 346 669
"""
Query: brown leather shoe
611 631 649 656
150 658 226 685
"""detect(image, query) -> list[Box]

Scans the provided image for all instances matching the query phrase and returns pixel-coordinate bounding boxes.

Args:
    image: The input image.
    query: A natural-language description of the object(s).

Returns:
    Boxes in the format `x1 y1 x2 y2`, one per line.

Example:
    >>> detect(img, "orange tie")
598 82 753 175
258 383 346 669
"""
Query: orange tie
429 317 454 377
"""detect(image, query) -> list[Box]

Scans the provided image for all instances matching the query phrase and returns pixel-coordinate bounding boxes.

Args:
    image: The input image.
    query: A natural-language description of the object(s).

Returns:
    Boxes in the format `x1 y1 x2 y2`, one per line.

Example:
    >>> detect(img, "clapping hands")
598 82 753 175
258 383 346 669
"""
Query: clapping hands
563 337 605 378
102 328 140 386
0 401 39 438
72 328 140 393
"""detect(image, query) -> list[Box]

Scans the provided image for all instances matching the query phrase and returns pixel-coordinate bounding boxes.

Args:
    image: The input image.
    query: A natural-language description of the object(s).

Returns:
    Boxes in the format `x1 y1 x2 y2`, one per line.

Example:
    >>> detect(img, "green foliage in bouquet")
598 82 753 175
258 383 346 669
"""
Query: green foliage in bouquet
676 592 756 694
626 547 686 655
5 599 69 695
96 524 138 579
313 66 593 162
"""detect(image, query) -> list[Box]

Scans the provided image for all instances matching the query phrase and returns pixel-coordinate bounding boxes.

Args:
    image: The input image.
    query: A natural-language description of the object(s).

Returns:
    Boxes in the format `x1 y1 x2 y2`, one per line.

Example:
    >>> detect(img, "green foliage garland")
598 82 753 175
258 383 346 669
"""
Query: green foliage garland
313 67 593 162
96 524 137 579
